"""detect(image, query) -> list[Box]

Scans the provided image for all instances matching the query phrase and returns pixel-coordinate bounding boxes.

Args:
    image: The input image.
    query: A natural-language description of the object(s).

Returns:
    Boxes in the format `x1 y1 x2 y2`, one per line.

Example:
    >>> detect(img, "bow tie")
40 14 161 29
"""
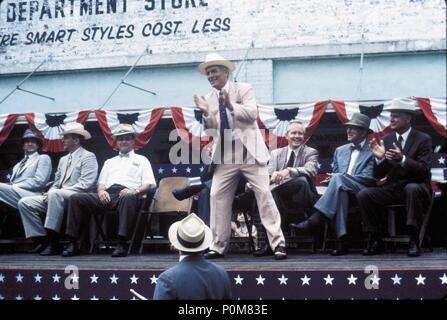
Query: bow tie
350 144 362 151
119 153 130 158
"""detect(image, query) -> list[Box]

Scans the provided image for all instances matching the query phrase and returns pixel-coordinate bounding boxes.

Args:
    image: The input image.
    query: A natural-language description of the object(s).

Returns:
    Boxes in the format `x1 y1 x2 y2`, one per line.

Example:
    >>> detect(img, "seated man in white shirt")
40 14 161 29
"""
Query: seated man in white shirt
62 124 156 257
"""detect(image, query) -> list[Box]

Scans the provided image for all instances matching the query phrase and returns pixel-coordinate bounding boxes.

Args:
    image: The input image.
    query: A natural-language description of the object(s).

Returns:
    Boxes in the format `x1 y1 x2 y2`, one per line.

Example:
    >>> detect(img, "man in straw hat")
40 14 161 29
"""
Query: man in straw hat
62 124 156 257
290 113 377 256
0 129 51 236
153 213 232 300
357 98 432 257
18 122 98 255
193 53 287 259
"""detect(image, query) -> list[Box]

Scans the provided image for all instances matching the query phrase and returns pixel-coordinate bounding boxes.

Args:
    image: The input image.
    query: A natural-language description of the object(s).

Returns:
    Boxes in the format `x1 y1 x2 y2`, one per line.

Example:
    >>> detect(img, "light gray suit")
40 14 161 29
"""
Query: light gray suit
314 142 376 238
0 153 52 209
18 147 98 238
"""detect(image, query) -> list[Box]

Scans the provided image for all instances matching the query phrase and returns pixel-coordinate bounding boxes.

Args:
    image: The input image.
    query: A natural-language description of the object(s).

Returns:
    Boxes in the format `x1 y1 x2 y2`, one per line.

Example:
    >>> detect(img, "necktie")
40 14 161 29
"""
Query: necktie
397 135 404 149
61 154 72 183
286 151 295 168
10 156 29 182
218 91 230 136
350 144 361 151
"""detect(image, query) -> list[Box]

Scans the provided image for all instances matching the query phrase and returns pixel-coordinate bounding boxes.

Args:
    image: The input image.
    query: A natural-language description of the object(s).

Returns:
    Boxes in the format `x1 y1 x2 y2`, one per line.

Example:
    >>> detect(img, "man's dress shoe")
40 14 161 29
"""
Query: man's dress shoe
407 241 421 257
253 244 273 257
111 243 128 257
362 240 385 256
61 243 80 257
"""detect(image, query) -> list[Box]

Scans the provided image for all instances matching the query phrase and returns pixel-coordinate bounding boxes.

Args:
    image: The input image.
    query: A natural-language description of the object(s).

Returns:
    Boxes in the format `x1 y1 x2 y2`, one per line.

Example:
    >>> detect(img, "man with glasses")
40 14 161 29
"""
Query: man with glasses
62 124 156 257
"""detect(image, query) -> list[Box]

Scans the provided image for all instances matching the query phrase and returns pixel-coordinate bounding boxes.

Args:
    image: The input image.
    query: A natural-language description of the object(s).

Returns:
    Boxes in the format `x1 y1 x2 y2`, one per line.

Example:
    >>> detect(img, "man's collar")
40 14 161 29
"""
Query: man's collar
396 127 412 141
118 150 135 158
69 146 82 157
351 139 367 149
213 81 230 95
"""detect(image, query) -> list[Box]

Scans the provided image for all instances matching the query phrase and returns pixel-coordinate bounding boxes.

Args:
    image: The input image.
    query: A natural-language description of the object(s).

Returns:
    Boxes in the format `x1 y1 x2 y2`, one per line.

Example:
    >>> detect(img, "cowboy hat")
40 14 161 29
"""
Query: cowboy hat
111 123 137 138
384 98 419 114
344 113 373 133
60 122 91 140
168 213 212 253
198 53 236 75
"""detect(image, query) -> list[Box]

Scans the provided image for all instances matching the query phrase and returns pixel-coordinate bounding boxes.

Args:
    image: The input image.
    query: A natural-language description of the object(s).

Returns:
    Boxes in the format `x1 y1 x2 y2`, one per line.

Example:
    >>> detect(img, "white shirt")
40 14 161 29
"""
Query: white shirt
285 145 302 175
98 150 156 189
347 139 366 175
396 127 411 150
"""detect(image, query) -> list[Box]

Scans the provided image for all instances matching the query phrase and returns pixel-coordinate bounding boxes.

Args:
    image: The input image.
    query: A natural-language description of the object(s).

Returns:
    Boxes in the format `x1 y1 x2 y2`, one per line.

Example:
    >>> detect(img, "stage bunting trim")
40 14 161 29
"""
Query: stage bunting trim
257 100 329 148
95 108 165 150
171 106 212 149
25 111 91 153
416 97 447 138
0 113 19 146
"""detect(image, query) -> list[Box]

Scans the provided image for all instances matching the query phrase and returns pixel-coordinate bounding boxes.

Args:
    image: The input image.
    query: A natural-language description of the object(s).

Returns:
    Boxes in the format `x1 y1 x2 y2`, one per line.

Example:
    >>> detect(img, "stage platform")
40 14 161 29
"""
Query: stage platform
0 249 446 300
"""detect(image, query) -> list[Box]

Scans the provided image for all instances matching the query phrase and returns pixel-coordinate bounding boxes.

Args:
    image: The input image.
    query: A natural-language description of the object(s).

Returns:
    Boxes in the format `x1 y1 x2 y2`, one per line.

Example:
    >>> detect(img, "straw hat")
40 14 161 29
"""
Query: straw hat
112 124 137 138
384 98 418 114
198 53 236 75
168 213 212 253
60 122 91 140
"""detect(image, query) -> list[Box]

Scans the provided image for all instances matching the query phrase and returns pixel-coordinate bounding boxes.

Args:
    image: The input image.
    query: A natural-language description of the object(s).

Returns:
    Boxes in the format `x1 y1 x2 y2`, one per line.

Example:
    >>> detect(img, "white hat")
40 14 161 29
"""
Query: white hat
198 53 236 75
60 122 91 140
384 98 419 114
112 123 137 138
168 213 212 253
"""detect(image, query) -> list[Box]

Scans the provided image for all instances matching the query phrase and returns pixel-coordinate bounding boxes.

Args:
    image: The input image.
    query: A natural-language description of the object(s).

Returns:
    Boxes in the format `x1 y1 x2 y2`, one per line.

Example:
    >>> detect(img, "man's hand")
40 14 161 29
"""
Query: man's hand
385 142 404 162
98 190 111 205
369 139 386 160
320 173 334 186
119 188 138 199
42 193 48 203
193 95 209 116
245 182 253 193
221 90 233 111
271 169 290 184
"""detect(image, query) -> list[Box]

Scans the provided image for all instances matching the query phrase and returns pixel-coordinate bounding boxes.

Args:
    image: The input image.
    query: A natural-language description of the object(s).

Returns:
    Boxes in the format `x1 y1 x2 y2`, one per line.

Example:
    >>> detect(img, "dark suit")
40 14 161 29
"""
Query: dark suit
268 145 319 225
153 254 232 300
315 141 376 238
357 129 432 233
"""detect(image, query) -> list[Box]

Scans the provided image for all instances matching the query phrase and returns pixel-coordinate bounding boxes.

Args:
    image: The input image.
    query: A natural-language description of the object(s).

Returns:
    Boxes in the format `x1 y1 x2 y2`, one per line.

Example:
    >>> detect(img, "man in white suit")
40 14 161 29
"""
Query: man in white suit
194 53 286 260
0 129 51 236
18 123 98 255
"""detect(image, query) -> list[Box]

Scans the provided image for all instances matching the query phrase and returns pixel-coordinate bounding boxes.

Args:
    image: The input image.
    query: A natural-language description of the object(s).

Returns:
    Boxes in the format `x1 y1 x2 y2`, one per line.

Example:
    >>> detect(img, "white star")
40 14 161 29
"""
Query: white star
255 275 265 285
90 274 99 283
52 294 61 300
90 296 99 300
71 294 80 300
171 167 178 174
278 274 288 285
317 162 322 169
15 294 23 300
33 295 42 300
415 274 426 285
300 275 311 286
371 274 381 286
6 174 11 180
130 274 139 284
391 274 402 285
150 274 158 284
110 274 119 284
186 167 191 173
234 274 244 285
110 296 118 300
0 294 4 300
324 274 334 286
199 166 205 172
347 274 358 285
16 274 24 283
71 274 79 283
52 274 61 283
439 273 447 285
158 168 164 174
0 273 5 282
34 274 42 283
438 156 445 165
131 296 137 300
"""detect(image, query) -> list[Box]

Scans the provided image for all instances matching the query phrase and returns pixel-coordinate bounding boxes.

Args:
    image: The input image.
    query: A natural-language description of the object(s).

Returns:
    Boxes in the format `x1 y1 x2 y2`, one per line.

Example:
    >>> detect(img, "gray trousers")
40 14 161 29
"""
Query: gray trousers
314 173 367 239
0 183 21 209
18 189 77 238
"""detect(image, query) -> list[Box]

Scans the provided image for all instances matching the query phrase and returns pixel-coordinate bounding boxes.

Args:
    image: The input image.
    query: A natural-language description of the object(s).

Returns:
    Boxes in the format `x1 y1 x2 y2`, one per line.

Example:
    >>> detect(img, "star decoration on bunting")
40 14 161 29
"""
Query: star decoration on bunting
16 274 24 283
171 167 178 174
300 275 311 286
33 295 42 300
0 274 4 282
371 274 381 286
438 156 445 165
150 274 158 284
391 274 402 285
256 275 265 285
52 274 61 283
52 294 61 300
34 274 42 283
278 274 288 285
234 274 244 285
158 168 164 174
71 294 80 300
440 273 447 285
130 274 139 284
324 274 334 286
186 167 192 173
415 274 426 285
347 274 358 285
110 274 119 284
90 274 99 284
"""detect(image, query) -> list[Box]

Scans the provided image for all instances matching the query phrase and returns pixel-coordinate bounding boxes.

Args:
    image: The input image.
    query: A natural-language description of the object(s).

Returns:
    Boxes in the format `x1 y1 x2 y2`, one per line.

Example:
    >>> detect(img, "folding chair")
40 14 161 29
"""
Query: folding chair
131 177 193 254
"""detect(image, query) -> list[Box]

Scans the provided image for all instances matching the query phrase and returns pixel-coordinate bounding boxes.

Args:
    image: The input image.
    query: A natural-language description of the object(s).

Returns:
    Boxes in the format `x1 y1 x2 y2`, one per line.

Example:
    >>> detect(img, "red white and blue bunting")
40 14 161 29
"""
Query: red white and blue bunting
416 97 447 138
332 100 393 140
95 108 165 150
171 106 212 149
0 113 19 146
257 100 329 148
24 111 91 153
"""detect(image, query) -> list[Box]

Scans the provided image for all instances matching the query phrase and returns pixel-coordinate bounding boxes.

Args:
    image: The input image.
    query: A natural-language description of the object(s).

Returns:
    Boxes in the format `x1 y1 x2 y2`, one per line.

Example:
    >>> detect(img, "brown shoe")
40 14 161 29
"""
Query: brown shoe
274 246 287 260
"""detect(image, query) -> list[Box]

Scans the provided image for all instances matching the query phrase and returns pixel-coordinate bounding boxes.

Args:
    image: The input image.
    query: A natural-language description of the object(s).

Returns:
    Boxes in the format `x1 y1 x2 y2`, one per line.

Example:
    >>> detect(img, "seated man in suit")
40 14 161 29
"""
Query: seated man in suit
18 123 98 255
290 113 377 255
62 124 156 257
357 98 432 257
0 129 51 238
153 213 232 300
